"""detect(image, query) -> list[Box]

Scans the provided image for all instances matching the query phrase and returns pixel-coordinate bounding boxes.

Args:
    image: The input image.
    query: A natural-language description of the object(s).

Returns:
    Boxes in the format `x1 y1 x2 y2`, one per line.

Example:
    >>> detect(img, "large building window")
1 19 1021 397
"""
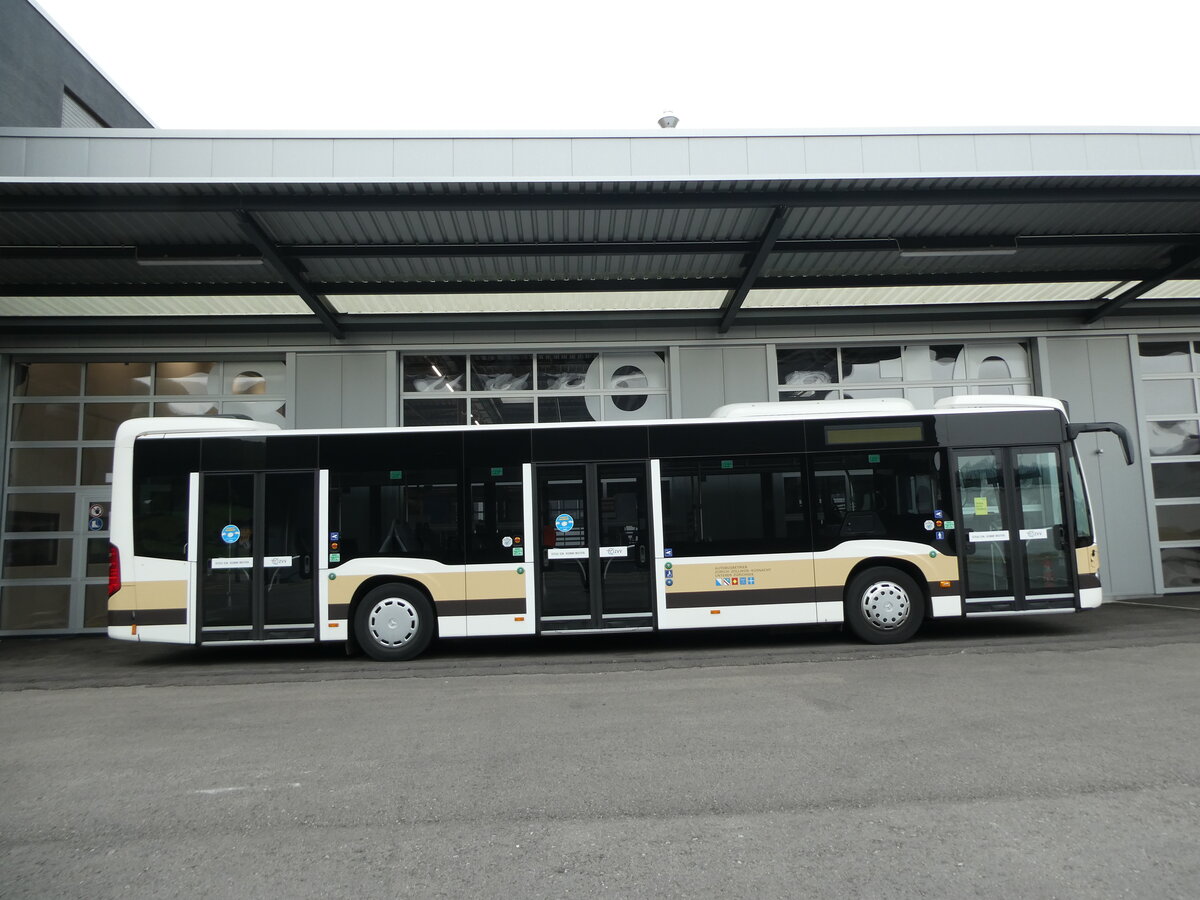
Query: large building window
402 351 668 426
1138 340 1200 590
774 342 1031 405
1 359 287 633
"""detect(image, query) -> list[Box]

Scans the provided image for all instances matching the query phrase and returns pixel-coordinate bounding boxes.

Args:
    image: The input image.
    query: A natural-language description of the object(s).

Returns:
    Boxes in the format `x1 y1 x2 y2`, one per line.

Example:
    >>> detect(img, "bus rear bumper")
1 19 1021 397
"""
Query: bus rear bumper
1080 587 1103 609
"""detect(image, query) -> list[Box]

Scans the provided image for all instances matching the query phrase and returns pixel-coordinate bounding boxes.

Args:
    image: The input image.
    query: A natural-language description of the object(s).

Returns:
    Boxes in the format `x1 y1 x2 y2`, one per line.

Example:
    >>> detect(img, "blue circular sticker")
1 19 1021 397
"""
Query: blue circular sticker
554 514 574 533
221 524 241 544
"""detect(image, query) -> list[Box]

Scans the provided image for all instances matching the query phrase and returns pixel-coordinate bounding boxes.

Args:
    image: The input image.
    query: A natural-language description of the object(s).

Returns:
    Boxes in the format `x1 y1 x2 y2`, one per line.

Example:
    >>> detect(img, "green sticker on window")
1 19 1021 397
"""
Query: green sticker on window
389 470 403 480
721 460 733 469
491 467 503 476
868 454 880 463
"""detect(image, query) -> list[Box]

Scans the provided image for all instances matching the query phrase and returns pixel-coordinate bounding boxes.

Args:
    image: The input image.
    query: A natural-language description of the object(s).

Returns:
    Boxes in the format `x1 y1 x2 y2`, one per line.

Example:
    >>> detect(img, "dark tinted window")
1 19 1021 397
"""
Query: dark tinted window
330 468 462 565
660 456 809 557
650 420 804 459
132 438 199 560
1068 453 1093 547
467 466 525 563
201 435 317 471
811 449 948 551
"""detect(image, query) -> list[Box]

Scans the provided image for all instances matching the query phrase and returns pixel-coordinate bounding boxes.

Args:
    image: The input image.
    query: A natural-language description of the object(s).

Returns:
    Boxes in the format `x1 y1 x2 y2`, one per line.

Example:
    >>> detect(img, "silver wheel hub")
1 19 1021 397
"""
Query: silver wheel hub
368 597 420 647
860 580 911 630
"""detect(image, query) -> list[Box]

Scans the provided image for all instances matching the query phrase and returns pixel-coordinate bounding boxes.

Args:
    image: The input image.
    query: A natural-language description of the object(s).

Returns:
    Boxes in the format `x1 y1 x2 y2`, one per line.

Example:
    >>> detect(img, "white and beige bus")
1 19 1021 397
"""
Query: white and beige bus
106 397 1131 661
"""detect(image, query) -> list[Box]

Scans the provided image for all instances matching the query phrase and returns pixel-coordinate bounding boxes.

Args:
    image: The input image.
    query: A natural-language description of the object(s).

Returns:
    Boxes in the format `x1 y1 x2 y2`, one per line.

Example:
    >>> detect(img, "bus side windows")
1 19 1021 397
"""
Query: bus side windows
659 456 810 557
330 469 462 565
1068 454 1094 547
467 466 525 564
811 450 949 550
134 474 188 560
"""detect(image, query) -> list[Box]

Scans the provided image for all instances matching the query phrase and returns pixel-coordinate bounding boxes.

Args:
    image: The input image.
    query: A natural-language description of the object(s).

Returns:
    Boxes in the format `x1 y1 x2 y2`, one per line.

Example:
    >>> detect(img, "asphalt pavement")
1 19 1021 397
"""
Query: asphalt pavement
2 598 1198 899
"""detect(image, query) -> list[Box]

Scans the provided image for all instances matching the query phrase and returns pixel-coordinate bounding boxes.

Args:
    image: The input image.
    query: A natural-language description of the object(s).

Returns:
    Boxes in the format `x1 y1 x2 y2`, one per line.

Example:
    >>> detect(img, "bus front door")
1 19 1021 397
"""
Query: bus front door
198 471 318 642
535 462 654 632
952 448 1077 615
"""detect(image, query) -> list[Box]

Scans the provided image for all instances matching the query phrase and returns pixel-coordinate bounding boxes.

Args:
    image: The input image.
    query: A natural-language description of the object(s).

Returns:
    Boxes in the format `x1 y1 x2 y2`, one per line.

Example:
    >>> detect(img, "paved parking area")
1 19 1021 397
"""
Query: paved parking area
2 600 1199 899
2 595 1198 690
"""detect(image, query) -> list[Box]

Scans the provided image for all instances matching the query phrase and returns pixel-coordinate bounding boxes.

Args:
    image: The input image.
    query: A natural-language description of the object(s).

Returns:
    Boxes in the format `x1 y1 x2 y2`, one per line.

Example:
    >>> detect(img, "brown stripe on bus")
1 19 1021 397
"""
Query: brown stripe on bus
108 608 187 626
464 597 526 616
665 588 814 609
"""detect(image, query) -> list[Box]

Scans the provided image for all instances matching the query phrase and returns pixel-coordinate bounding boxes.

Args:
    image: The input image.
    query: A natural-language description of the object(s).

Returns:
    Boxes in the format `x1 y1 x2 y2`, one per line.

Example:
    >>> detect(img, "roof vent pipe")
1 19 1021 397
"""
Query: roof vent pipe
657 111 679 129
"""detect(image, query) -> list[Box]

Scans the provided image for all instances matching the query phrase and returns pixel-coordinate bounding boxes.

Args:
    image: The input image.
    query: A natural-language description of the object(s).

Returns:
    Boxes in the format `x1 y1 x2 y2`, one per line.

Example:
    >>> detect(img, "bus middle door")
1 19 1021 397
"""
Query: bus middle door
198 470 319 642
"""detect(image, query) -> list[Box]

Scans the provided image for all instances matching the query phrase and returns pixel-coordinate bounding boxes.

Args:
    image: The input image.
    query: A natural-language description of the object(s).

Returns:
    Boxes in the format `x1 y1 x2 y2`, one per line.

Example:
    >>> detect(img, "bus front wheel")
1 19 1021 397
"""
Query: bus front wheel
844 567 924 644
354 583 434 661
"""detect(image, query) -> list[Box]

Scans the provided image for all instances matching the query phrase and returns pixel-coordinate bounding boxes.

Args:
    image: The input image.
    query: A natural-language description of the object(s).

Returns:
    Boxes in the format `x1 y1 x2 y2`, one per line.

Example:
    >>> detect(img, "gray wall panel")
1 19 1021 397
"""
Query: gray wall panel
149 139 214 177
295 352 390 428
332 140 393 177
571 138 631 176
860 135 920 173
393 139 454 177
678 346 768 416
23 136 87 175
1046 335 1152 598
0 136 25 174
679 347 725 418
630 138 690 177
688 138 749 176
804 136 864 174
1030 134 1089 171
453 139 513 176
747 137 807 175
340 353 388 426
88 137 150 176
972 134 1034 172
1083 133 1140 170
513 139 572 176
211 139 273 177
918 134 976 171
721 346 768 405
273 139 334 177
1136 134 1194 170
294 354 344 429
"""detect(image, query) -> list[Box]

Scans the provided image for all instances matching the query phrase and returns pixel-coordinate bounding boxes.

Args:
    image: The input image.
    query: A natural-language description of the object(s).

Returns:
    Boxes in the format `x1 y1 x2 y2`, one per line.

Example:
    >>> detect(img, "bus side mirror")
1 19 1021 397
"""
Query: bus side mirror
1067 422 1134 465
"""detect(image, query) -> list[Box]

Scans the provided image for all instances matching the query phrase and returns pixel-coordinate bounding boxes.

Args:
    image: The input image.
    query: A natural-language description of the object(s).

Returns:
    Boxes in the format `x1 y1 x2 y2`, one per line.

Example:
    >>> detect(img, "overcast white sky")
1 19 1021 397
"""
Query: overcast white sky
32 0 1200 132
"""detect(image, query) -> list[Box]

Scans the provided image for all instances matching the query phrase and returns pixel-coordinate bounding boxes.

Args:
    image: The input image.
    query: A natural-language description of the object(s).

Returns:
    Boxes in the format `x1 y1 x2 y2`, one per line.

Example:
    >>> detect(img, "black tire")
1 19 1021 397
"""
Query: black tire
844 566 924 644
353 583 435 661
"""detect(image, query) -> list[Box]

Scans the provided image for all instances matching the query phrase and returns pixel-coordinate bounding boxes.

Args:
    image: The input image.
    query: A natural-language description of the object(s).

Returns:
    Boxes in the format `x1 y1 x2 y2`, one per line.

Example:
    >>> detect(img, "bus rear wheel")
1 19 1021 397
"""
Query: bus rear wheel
354 584 434 661
845 567 924 644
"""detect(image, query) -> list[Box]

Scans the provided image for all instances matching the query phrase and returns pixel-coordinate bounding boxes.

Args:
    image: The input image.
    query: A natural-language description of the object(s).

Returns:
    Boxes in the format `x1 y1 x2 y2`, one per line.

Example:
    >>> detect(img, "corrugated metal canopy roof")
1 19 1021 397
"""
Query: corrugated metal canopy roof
3 129 1200 338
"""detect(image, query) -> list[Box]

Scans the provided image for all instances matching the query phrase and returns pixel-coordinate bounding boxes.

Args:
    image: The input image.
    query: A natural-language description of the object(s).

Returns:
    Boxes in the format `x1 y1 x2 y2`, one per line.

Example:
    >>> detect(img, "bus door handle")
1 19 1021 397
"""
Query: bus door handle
1052 524 1066 551
638 544 647 565
302 554 312 576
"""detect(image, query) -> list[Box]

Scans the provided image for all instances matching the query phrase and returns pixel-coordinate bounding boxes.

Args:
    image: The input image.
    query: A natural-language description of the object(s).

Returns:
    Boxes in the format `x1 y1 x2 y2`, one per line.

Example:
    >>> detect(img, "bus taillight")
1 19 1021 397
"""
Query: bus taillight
108 544 121 597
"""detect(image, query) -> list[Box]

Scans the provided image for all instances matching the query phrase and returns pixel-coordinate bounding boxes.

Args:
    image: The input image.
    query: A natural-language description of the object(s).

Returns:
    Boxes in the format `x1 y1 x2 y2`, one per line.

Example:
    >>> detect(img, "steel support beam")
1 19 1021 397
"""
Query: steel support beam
2 234 1197 263
233 210 344 340
6 299 1200 337
4 185 1200 214
1083 245 1200 324
0 269 1163 298
717 206 790 333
